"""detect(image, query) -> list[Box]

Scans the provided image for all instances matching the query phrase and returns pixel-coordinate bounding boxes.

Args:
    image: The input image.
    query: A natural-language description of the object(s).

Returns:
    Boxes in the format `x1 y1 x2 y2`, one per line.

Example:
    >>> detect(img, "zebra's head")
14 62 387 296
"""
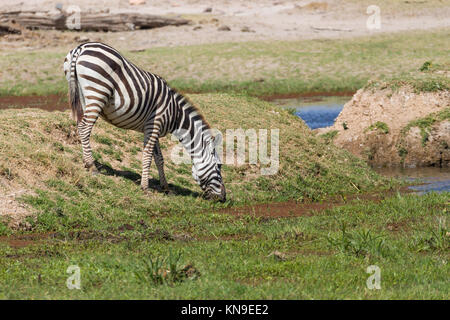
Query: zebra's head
192 133 226 202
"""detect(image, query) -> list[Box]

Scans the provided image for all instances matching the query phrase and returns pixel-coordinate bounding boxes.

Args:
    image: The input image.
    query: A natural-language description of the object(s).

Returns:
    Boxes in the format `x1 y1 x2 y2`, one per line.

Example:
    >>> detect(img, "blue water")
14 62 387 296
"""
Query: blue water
374 167 450 194
294 104 344 129
408 179 450 194
272 96 347 129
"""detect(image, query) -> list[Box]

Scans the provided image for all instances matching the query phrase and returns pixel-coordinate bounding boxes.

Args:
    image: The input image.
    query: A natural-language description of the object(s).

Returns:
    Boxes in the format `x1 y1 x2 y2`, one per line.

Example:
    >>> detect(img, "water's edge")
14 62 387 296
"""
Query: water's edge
273 96 450 193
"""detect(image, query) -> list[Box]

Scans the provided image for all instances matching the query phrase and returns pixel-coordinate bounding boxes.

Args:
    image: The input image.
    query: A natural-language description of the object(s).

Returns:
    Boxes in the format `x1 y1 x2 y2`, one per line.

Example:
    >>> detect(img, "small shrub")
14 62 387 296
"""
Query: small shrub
0 165 16 180
134 250 200 286
285 107 297 116
398 147 408 158
410 218 448 253
419 61 432 72
326 223 389 257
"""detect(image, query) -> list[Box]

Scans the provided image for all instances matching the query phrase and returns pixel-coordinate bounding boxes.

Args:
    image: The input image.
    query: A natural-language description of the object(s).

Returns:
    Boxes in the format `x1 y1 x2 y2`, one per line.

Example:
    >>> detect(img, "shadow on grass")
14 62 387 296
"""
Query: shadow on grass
95 161 200 198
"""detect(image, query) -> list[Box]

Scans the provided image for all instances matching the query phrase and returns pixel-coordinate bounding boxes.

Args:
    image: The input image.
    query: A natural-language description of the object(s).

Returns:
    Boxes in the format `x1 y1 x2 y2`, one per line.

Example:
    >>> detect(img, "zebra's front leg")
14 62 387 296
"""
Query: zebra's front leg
141 131 159 191
77 110 100 175
153 140 170 193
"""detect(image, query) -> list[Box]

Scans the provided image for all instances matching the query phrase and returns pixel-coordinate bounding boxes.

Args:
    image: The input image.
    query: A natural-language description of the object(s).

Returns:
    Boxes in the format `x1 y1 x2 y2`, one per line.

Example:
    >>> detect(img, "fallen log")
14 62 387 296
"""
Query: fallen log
0 11 190 32
0 24 21 36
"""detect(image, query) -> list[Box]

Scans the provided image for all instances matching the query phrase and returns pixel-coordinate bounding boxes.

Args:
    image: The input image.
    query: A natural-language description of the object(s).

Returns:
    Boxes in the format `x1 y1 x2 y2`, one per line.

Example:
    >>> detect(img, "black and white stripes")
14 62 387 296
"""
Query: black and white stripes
63 42 225 201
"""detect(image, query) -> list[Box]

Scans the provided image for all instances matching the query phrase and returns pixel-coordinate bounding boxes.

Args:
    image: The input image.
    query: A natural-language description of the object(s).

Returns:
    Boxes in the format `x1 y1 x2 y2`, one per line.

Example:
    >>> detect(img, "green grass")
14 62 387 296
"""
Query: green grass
0 191 448 299
0 28 449 97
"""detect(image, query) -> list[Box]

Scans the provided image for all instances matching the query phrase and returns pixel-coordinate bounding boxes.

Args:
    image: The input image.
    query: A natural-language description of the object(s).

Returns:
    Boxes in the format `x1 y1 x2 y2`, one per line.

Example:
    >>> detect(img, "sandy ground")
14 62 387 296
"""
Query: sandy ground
1 0 449 51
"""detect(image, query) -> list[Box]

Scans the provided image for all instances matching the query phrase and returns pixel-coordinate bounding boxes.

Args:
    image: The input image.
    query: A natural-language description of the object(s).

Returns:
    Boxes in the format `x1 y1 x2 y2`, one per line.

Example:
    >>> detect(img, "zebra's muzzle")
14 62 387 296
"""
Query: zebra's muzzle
203 185 226 203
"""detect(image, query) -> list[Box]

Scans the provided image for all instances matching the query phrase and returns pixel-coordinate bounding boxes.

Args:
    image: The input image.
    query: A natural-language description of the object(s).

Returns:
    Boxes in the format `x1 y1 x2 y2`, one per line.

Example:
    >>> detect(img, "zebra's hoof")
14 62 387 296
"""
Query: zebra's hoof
84 161 95 169
163 189 174 196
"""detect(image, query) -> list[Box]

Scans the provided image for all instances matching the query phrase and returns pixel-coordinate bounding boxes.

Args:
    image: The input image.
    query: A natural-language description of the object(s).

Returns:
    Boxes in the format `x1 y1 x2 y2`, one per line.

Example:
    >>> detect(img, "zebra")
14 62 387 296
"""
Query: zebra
63 42 226 202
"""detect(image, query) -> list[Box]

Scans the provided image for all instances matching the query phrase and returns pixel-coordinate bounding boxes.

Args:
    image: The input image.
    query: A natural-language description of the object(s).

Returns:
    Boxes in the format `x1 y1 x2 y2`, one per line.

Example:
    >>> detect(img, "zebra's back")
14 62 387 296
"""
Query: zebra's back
70 42 172 133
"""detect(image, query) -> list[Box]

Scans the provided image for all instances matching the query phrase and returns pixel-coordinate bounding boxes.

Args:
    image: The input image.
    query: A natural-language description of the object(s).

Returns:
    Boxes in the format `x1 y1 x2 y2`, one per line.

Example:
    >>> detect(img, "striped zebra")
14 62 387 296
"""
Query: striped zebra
63 42 226 202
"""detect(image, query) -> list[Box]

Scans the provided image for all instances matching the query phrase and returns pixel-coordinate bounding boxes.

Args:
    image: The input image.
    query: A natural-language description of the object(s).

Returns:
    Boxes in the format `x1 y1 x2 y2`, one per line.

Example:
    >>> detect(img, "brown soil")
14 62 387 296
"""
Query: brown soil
316 86 450 167
220 188 412 218
260 91 355 102
0 94 68 111
0 232 52 248
0 227 197 248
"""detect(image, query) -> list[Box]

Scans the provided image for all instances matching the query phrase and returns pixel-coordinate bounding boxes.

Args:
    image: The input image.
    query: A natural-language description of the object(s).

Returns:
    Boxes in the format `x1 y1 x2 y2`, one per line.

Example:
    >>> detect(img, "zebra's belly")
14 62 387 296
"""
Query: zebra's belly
101 99 146 132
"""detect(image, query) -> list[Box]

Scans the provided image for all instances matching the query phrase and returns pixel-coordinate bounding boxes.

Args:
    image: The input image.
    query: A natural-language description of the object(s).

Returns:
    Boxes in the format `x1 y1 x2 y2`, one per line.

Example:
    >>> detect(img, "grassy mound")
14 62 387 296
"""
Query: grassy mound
0 93 389 233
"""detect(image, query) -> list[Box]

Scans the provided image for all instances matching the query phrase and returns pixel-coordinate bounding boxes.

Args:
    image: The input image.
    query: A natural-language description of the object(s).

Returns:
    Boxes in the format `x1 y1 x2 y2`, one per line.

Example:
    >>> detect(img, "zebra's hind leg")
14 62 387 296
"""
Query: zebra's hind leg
153 139 170 193
77 103 101 175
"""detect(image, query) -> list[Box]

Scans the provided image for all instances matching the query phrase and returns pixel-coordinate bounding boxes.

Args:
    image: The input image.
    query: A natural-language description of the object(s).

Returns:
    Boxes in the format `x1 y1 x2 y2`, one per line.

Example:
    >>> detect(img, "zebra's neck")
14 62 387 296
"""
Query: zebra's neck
171 92 212 166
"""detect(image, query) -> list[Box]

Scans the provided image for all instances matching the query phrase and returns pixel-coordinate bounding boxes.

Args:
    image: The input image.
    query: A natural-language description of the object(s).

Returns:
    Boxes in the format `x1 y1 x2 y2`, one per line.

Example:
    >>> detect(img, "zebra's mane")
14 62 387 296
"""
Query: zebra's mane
170 86 211 130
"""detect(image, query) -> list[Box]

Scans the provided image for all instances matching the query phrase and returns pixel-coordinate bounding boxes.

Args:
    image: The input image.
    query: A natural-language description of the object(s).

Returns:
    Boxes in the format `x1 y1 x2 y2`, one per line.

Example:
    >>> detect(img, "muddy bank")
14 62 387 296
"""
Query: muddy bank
221 188 412 218
260 91 355 102
0 94 67 111
316 86 450 168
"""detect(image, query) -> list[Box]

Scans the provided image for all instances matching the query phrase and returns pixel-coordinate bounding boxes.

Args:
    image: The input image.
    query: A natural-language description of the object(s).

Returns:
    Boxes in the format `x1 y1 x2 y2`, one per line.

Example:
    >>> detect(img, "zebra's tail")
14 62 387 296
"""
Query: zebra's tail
68 49 84 123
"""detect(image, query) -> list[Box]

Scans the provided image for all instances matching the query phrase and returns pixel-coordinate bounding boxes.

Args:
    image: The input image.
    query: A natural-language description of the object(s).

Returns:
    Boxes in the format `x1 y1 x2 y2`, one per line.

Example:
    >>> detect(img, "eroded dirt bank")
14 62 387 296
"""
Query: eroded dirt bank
316 86 450 167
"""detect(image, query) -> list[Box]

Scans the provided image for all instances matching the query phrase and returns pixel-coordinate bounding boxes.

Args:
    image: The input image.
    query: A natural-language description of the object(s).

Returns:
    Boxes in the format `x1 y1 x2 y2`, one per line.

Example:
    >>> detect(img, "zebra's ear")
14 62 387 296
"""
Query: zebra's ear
212 132 222 149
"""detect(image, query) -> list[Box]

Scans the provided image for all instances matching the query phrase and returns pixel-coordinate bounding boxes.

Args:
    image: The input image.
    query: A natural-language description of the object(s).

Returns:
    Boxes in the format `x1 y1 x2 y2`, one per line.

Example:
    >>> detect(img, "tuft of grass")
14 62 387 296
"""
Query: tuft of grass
326 223 389 258
419 61 433 72
134 250 200 286
365 121 389 134
319 130 339 144
401 108 450 146
410 217 448 253
285 107 297 116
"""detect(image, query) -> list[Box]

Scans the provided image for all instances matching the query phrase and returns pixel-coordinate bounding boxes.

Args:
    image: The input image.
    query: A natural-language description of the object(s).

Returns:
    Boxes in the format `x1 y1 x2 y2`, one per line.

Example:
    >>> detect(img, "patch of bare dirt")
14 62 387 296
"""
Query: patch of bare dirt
0 189 33 229
316 86 450 167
